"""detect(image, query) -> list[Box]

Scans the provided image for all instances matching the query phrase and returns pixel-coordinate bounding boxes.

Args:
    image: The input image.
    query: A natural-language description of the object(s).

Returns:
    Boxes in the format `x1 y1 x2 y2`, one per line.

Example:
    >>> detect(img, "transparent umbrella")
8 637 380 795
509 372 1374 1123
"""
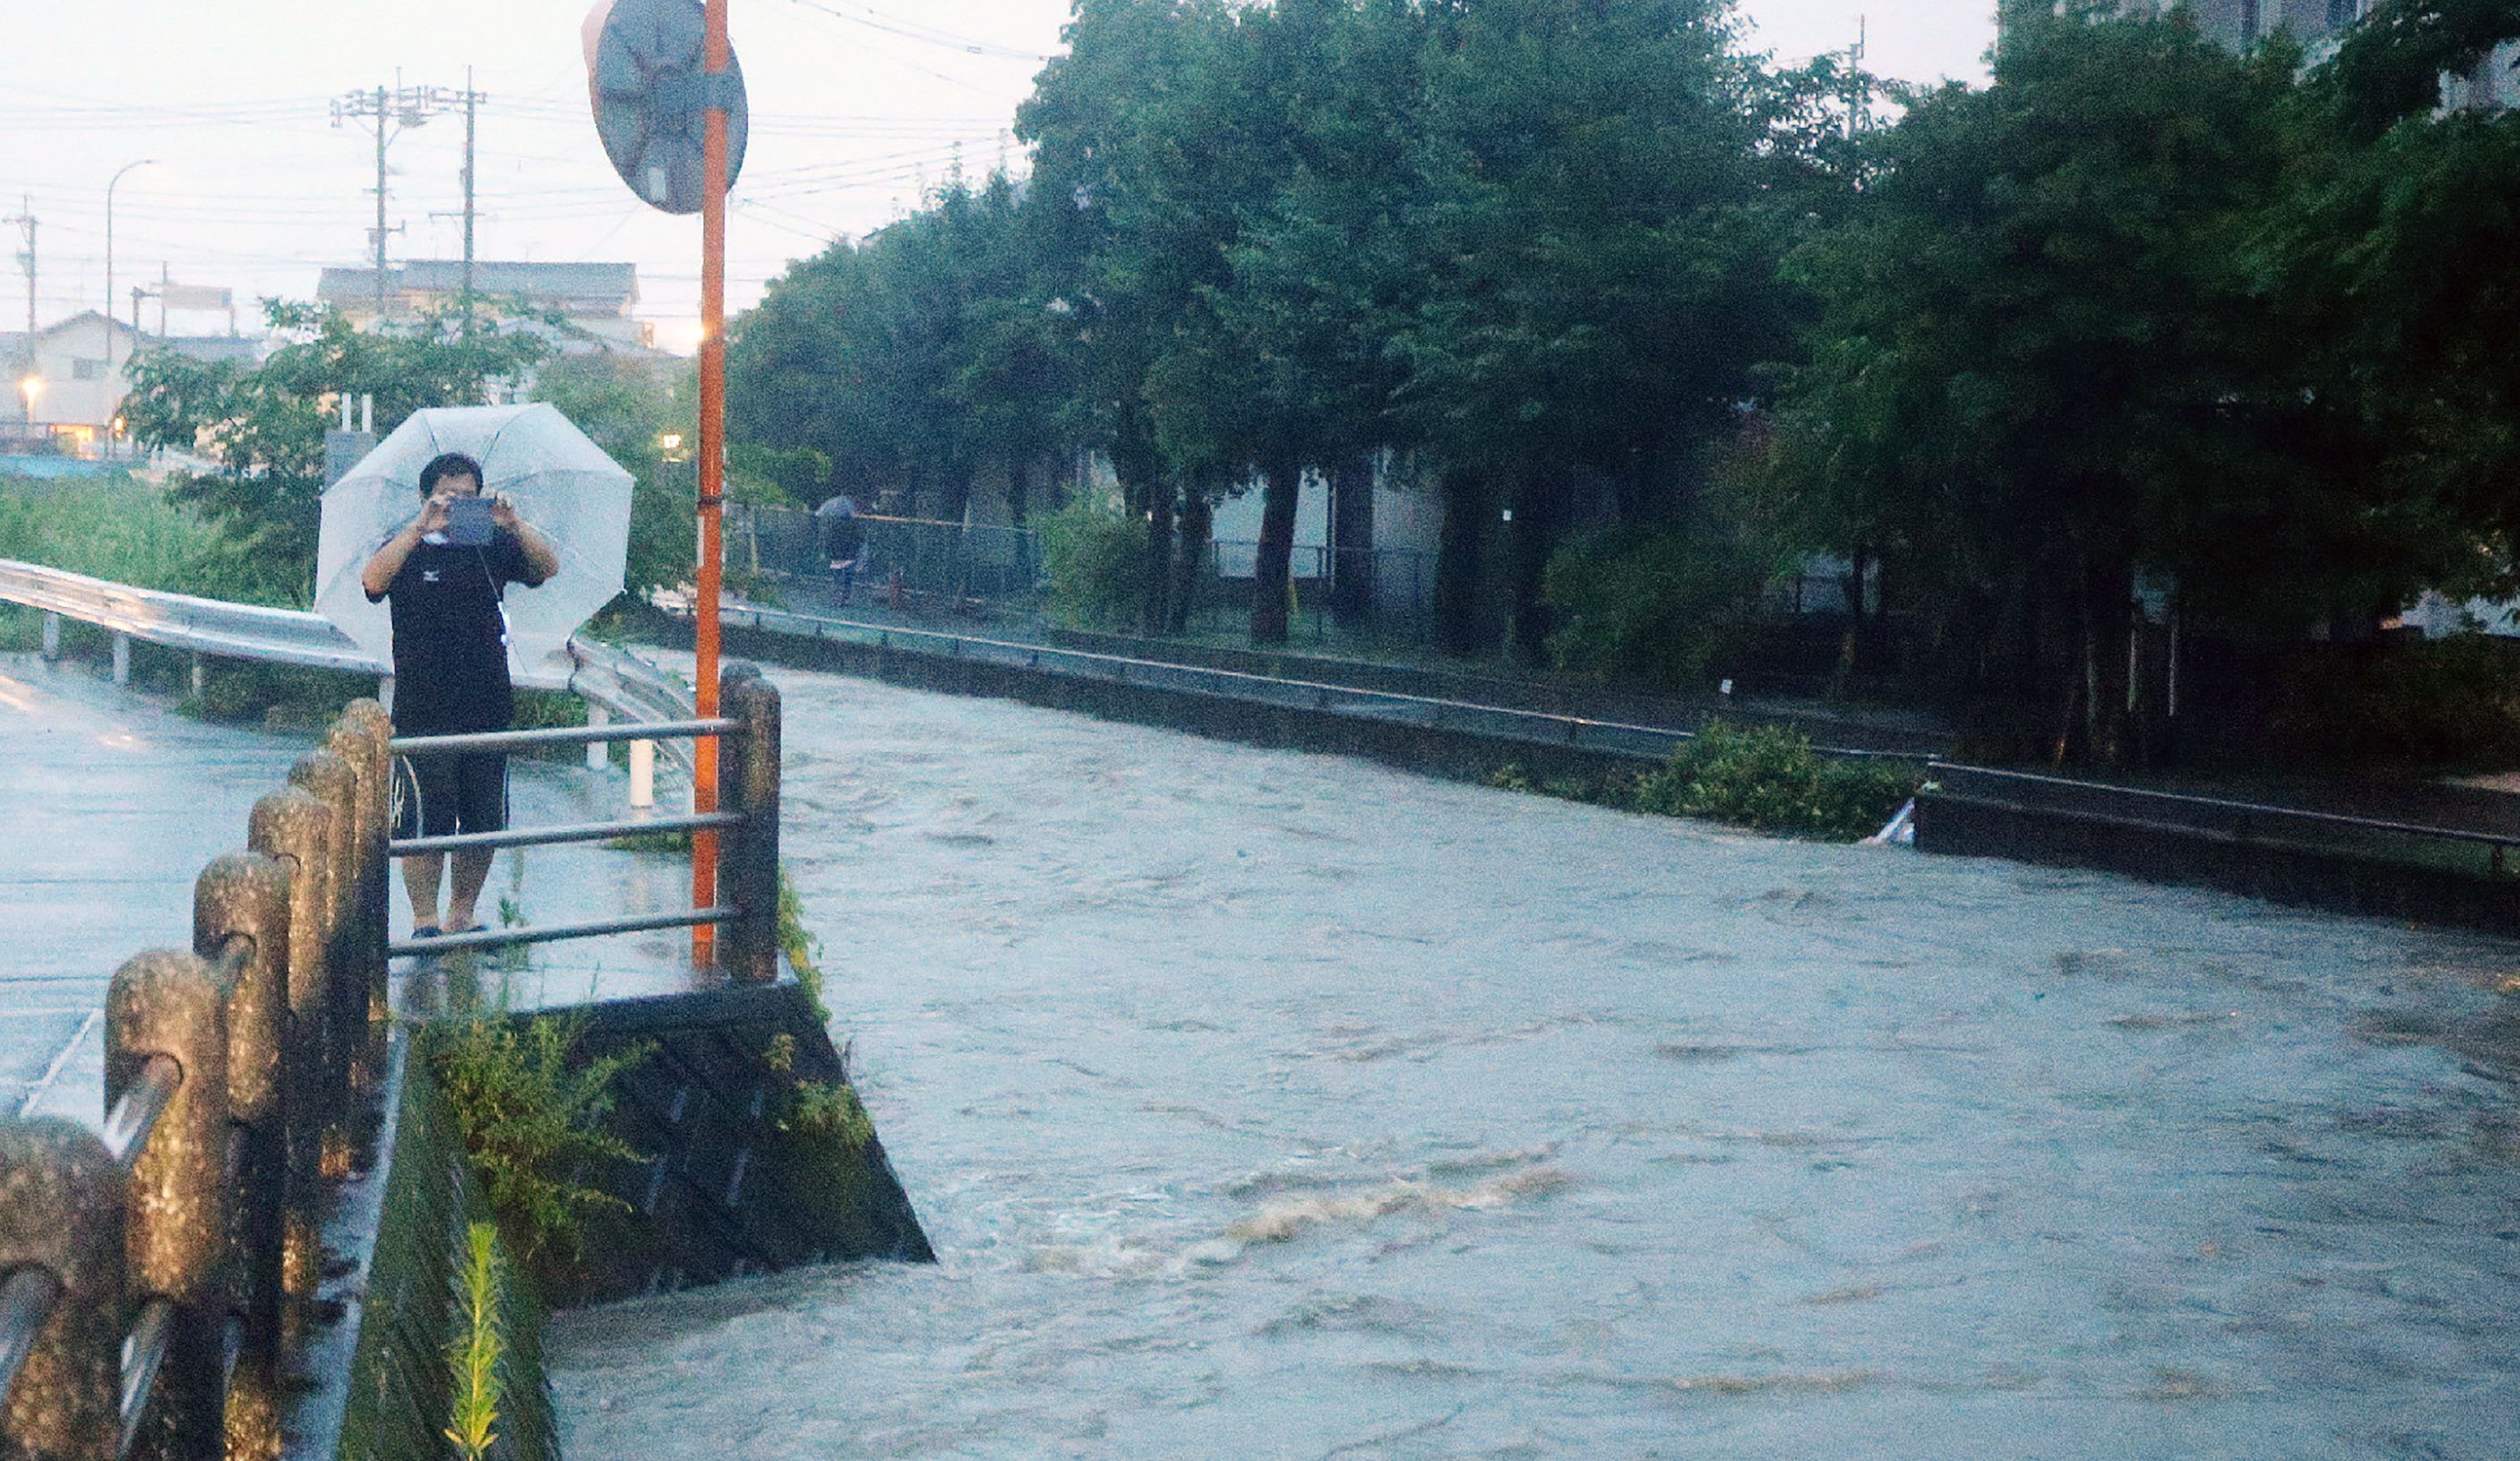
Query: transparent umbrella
313 403 634 685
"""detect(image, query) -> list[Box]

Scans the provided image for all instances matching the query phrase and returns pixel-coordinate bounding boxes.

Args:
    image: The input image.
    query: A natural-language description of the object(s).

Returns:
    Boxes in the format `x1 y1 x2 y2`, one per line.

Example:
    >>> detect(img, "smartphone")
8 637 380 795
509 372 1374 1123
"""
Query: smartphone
443 496 496 548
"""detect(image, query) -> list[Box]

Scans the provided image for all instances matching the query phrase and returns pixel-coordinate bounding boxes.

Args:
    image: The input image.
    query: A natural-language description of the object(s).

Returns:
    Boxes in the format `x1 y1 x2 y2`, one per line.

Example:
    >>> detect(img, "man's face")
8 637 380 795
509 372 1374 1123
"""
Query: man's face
433 472 483 500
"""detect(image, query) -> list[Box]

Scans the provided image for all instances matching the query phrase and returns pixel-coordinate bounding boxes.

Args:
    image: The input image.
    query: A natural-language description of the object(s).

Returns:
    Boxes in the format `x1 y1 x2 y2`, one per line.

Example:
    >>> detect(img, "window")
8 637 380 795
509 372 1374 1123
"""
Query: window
70 358 103 382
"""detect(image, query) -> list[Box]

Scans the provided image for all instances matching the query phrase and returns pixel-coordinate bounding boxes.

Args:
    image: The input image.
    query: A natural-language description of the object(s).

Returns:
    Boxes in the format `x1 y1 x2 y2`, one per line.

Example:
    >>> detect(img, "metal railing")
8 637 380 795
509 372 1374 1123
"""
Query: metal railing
701 598 1914 765
725 506 1443 643
0 558 706 779
0 702 392 1461
382 666 786 980
1920 761 2520 877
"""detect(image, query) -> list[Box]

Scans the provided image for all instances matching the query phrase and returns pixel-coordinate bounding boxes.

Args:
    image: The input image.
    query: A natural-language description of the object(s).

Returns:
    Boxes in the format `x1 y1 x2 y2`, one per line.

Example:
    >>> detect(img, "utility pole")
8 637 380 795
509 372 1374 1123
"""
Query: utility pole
1848 17 1871 141
4 199 31 424
331 82 459 327
462 67 482 328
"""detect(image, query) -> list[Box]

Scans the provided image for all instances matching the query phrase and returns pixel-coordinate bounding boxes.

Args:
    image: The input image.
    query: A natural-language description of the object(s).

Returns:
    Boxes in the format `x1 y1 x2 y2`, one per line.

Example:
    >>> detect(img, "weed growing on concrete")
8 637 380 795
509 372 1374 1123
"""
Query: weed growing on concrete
777 867 828 1021
443 1222 505 1461
785 1079 875 1156
433 1012 651 1260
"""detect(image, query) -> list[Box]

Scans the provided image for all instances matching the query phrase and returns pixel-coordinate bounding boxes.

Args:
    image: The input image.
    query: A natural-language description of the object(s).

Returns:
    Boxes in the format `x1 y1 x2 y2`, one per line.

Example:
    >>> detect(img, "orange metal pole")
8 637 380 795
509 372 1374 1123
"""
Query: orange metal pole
691 0 730 968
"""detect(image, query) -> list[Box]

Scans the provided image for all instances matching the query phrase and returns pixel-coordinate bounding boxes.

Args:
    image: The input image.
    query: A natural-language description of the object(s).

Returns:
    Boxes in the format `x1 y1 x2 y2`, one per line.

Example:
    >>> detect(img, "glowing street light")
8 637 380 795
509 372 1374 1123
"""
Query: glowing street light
658 431 685 459
19 374 42 420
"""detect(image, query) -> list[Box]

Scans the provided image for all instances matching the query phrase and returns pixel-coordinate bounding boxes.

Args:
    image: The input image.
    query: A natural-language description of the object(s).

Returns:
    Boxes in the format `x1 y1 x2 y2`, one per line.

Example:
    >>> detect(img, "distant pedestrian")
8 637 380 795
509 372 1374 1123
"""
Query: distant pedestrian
360 451 560 937
817 493 865 606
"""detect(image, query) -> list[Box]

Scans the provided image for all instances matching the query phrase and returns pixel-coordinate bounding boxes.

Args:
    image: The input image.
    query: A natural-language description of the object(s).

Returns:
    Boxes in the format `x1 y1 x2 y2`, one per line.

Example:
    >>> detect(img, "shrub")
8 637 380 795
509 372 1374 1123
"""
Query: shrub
1487 722 1919 841
1541 527 1777 692
2253 634 2520 769
432 1012 651 1260
0 475 303 604
1631 720 1919 839
1037 498 1148 630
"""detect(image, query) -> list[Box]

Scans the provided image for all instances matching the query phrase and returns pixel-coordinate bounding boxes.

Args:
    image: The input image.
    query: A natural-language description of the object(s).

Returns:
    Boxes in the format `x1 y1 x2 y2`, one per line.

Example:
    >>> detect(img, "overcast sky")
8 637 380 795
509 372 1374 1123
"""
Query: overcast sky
0 2 1995 354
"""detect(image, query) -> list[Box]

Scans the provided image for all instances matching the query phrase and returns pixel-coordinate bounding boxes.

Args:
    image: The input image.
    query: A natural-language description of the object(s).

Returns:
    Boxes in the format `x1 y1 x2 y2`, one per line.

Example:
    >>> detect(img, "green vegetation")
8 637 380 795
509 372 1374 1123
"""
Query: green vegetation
718 0 2520 771
1037 498 1151 630
443 1222 506 1461
776 867 828 1022
785 1079 876 1156
432 1011 651 1261
1487 721 1919 842
1541 529 1777 693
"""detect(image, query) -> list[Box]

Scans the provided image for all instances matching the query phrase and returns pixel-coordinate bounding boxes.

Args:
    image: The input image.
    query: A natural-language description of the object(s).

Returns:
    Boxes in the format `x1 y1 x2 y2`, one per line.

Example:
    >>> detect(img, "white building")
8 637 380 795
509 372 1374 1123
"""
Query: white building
2 312 265 457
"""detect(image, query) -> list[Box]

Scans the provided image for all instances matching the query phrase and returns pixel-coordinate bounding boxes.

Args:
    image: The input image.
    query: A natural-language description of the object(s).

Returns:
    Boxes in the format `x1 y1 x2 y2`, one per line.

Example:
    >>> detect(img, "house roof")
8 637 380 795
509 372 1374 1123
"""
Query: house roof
317 261 639 313
0 311 143 351
0 320 264 367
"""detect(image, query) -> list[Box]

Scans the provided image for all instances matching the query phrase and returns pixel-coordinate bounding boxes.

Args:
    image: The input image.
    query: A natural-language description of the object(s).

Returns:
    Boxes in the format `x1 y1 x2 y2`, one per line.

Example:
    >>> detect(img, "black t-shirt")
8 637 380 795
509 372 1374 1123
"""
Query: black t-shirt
366 529 538 733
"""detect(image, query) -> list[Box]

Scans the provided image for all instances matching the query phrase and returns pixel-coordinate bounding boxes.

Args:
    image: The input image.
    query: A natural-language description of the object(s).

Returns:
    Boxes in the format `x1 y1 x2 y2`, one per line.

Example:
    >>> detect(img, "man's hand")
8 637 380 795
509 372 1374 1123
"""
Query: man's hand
486 492 520 532
416 493 456 536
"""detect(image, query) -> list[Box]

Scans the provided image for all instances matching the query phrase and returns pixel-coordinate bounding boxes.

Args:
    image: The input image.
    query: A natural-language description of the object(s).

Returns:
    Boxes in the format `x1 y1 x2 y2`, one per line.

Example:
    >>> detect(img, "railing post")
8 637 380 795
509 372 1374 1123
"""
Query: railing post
110 634 130 686
286 750 359 1180
105 950 230 1461
39 610 60 661
245 785 333 1333
585 701 612 771
192 854 290 1461
325 703 392 1104
718 665 782 982
0 1121 126 1461
629 738 657 810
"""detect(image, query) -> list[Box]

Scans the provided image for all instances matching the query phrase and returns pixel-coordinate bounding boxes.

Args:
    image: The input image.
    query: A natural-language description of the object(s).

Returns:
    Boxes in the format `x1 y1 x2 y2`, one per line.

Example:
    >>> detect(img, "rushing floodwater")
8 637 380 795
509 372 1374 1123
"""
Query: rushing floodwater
544 664 2520 1460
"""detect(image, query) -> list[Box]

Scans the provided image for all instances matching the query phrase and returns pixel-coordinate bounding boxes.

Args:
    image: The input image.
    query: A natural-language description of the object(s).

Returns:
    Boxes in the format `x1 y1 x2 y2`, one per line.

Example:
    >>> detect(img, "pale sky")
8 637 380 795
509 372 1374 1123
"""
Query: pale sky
0 2 1995 354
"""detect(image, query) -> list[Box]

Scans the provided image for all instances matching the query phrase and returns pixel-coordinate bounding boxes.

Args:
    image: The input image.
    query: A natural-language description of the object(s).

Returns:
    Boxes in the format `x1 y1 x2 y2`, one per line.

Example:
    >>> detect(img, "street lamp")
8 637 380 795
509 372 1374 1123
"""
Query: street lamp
105 159 158 457
18 374 42 424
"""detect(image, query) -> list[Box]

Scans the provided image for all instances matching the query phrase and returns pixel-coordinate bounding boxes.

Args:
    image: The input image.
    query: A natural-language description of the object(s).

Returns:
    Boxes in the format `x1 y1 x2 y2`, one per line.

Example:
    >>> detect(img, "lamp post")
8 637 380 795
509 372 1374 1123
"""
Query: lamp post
105 159 157 458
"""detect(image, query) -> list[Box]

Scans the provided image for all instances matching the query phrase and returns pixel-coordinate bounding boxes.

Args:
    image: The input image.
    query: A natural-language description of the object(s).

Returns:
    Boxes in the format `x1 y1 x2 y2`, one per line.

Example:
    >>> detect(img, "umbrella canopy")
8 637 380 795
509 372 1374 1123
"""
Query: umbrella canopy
314 403 634 684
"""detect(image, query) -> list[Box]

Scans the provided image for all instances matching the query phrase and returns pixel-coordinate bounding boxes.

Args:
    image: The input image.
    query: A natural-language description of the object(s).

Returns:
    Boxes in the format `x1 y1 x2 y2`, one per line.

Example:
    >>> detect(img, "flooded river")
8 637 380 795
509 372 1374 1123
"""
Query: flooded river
529 663 2520 1459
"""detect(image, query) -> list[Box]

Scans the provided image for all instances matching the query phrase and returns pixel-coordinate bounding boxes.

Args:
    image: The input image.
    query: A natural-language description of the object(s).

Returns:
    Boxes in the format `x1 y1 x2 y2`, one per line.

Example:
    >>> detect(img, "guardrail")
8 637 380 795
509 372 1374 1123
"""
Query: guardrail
695 598 1916 765
1919 761 2520 873
0 701 392 1461
0 558 705 785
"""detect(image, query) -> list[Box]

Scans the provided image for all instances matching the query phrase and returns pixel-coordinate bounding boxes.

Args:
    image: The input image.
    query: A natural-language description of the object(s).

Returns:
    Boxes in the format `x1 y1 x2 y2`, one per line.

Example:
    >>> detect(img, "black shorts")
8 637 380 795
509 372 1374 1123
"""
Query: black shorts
391 751 510 841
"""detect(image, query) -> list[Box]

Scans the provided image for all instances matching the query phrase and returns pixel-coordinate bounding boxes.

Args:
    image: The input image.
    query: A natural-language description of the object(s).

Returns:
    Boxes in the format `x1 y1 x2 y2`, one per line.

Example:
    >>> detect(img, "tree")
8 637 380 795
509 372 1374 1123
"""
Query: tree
1391 0 1802 662
124 301 549 604
1769 4 2390 762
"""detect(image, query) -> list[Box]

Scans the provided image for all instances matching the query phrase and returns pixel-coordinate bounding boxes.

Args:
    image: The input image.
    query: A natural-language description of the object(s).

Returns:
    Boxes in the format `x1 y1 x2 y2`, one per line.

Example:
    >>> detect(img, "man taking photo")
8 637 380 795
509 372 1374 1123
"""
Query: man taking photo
360 450 561 937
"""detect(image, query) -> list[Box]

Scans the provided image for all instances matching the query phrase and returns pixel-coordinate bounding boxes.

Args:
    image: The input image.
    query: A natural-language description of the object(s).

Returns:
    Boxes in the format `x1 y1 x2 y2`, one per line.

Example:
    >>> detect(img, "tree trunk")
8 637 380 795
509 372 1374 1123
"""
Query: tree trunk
1171 492 1211 634
1433 465 1491 656
1503 481 1559 668
1328 455 1374 625
1249 460 1302 646
1108 407 1170 635
1144 486 1174 636
1007 457 1030 527
2080 558 2133 768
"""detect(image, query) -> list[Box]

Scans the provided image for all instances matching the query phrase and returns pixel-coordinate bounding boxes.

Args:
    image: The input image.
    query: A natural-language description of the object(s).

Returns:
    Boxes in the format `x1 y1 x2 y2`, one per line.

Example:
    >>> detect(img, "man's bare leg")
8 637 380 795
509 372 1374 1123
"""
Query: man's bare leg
402 853 446 930
444 848 497 933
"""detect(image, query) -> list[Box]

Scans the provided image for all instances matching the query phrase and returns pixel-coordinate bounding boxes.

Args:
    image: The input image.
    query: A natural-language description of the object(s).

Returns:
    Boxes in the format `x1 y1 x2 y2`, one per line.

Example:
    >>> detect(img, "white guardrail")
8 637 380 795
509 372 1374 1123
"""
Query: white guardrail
0 558 701 777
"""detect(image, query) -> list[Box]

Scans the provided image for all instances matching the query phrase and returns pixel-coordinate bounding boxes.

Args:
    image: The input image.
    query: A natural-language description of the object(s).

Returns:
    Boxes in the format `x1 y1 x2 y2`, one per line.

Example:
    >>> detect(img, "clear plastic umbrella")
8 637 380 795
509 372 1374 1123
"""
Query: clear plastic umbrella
313 403 634 685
